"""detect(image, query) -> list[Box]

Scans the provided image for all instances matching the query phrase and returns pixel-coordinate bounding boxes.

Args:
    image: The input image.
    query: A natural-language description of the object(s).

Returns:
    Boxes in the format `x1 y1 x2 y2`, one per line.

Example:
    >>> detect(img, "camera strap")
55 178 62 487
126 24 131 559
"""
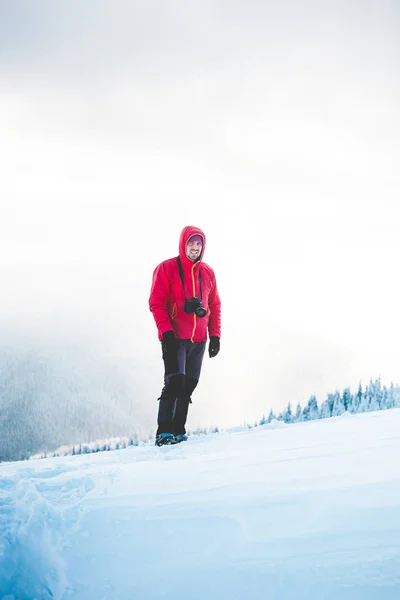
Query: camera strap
177 257 203 299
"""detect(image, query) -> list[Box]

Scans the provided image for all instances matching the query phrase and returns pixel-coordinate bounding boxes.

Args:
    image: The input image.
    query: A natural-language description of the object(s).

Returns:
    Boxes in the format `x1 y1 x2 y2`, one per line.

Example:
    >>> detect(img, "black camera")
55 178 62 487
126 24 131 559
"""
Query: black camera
184 297 207 318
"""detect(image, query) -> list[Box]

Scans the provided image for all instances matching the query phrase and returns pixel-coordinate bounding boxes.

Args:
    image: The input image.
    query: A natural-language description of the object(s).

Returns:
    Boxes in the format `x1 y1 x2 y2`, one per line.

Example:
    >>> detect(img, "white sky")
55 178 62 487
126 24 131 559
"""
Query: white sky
0 0 399 430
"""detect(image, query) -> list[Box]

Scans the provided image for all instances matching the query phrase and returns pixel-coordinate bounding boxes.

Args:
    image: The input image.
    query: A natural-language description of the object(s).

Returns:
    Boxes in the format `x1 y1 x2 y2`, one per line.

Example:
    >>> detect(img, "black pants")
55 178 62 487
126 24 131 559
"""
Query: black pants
157 340 206 436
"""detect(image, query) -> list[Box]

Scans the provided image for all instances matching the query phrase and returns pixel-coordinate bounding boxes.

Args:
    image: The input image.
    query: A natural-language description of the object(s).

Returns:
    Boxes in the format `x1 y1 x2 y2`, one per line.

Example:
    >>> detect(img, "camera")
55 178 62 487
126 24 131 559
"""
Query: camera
184 297 207 318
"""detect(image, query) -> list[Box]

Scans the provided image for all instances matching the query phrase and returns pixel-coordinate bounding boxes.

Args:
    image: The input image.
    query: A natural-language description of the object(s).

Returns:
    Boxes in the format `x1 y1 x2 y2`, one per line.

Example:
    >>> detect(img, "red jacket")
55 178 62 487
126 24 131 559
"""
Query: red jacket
149 225 221 342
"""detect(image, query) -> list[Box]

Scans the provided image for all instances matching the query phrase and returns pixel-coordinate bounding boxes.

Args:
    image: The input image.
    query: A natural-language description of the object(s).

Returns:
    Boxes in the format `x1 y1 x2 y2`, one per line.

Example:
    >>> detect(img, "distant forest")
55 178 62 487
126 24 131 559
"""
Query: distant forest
0 347 144 462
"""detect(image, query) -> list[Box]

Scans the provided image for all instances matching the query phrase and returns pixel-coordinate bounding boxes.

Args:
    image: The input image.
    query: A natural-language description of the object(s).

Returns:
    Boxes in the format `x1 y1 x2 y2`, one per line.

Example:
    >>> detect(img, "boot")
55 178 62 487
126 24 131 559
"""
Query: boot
155 432 176 447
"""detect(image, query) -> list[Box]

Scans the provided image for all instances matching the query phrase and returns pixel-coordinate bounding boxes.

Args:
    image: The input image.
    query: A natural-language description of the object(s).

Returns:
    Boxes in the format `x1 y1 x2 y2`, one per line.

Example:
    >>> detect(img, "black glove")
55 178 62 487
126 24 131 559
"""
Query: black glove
162 330 179 353
208 336 220 358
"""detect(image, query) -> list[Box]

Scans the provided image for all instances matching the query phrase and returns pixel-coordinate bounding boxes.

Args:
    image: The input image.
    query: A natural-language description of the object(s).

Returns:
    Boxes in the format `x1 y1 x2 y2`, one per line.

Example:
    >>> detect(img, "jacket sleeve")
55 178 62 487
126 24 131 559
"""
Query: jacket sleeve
208 271 221 338
149 262 174 338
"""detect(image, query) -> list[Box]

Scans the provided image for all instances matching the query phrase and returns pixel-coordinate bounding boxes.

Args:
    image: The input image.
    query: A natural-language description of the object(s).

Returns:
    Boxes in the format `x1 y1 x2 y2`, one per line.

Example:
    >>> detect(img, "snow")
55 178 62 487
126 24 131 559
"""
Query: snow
1 410 400 600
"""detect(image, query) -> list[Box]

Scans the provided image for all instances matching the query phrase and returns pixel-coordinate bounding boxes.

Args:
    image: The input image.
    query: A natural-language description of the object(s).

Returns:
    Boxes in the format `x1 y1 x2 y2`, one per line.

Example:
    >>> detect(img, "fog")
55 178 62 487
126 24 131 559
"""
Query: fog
0 0 399 455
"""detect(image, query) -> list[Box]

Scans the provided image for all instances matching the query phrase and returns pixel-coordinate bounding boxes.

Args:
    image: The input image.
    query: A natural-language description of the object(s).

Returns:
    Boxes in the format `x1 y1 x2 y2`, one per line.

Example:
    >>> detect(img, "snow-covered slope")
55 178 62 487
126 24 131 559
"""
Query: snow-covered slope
1 409 400 600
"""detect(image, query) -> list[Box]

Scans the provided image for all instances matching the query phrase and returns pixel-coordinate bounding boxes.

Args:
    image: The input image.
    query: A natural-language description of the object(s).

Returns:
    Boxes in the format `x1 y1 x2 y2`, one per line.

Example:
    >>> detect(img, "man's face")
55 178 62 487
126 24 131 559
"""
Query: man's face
186 239 203 261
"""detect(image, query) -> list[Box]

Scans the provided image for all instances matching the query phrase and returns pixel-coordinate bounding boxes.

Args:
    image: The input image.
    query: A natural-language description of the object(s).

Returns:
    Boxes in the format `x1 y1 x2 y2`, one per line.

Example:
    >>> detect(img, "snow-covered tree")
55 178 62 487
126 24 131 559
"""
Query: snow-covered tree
367 379 381 412
319 397 332 419
331 391 345 416
342 387 352 412
259 414 267 426
358 385 370 413
385 383 397 409
294 403 303 422
303 395 319 421
282 403 293 424
353 383 363 413
381 385 389 410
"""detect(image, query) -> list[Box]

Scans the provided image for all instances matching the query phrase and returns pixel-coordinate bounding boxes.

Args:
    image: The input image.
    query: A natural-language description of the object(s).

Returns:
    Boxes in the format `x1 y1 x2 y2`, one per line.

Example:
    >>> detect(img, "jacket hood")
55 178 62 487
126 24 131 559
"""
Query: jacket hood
179 225 206 265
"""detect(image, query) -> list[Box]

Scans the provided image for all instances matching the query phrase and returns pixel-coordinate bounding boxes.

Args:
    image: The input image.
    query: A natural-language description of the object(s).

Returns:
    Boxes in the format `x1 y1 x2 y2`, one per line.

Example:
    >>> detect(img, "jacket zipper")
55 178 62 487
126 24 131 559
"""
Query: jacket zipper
190 263 197 342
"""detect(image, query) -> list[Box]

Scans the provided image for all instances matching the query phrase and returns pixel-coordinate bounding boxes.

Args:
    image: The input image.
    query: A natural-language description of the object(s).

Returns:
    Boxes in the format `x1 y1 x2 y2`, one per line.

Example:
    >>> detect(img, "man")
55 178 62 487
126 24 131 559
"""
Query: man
149 225 221 446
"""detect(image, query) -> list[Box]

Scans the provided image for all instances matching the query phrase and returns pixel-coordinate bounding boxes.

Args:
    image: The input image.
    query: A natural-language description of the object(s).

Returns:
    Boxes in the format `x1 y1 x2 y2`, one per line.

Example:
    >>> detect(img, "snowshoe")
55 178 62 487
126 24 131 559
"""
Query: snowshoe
174 433 188 443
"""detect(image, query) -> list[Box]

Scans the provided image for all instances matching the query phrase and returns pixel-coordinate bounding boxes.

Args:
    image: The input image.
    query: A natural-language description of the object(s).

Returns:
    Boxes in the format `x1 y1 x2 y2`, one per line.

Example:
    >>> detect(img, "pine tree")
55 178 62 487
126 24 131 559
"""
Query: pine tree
324 393 336 418
319 398 331 419
303 395 319 421
381 385 389 410
353 382 363 413
386 383 396 409
358 384 370 413
368 379 381 412
342 387 352 412
309 395 320 420
331 391 345 416
283 403 293 424
394 384 400 407
259 414 267 426
374 377 383 409
295 403 303 422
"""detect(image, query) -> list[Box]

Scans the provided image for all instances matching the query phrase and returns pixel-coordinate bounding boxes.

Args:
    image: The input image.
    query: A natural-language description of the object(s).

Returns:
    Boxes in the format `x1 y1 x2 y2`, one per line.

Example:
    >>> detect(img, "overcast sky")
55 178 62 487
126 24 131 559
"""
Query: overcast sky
1 0 399 430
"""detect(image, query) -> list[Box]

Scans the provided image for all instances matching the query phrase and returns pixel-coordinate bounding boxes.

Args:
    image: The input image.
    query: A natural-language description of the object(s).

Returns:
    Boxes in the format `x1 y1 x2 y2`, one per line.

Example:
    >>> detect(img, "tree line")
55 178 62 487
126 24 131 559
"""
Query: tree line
260 378 400 425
